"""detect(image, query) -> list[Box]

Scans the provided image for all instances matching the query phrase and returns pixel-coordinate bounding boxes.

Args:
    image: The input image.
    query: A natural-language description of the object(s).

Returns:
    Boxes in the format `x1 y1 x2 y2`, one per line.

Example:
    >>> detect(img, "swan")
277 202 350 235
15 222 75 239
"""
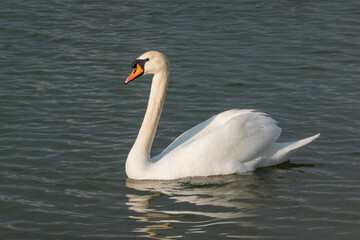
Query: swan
124 51 320 180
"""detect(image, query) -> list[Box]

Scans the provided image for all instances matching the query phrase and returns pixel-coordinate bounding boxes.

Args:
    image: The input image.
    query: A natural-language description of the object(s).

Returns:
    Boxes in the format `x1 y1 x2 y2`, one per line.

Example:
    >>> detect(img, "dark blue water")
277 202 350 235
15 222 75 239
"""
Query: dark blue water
1 0 359 239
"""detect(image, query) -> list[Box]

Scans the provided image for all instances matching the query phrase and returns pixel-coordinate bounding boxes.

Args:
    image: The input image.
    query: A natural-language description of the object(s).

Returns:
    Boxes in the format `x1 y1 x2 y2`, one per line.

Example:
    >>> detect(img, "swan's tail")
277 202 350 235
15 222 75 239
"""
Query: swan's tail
270 133 320 165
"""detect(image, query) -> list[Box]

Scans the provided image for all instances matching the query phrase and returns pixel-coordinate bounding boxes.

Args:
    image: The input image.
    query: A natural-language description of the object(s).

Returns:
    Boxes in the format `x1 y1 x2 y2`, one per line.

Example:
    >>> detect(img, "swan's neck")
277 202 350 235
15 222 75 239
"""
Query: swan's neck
135 72 168 153
126 71 169 177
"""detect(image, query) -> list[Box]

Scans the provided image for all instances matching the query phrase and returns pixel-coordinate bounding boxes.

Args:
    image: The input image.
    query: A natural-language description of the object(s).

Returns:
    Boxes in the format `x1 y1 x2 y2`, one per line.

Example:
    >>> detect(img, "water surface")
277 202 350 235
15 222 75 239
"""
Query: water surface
1 0 359 239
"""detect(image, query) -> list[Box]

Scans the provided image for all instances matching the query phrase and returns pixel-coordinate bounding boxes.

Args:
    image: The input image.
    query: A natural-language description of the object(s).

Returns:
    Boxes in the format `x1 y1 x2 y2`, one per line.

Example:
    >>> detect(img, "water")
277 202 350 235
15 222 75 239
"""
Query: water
1 0 359 239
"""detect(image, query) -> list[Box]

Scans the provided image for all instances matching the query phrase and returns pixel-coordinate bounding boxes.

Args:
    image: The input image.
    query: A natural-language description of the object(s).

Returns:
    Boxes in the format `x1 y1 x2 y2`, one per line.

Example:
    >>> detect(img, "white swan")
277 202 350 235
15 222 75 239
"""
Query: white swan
124 51 320 180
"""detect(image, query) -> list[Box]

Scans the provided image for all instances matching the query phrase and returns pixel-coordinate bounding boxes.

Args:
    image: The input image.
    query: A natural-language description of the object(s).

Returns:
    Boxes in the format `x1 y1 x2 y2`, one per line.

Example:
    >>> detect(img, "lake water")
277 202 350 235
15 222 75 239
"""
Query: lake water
1 0 359 239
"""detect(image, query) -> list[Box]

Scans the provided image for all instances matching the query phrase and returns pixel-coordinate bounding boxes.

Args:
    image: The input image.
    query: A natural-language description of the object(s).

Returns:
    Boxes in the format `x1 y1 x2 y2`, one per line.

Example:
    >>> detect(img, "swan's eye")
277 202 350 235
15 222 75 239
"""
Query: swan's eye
145 58 149 61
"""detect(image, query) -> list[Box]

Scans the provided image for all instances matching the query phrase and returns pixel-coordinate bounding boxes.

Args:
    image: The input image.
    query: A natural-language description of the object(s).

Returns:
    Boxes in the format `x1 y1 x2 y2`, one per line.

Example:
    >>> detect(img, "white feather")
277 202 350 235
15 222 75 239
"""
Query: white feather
125 51 320 180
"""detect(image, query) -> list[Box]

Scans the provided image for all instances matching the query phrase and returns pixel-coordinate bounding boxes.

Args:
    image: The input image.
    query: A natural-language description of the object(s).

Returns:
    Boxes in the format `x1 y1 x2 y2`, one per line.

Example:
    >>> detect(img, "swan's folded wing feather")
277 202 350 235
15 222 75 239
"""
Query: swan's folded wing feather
155 109 255 160
151 111 281 178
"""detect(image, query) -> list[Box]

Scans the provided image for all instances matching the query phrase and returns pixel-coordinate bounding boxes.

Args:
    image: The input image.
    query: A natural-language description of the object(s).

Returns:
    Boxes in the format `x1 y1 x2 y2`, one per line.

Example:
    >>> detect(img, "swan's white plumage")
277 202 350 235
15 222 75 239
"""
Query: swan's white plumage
125 51 320 180
150 110 281 179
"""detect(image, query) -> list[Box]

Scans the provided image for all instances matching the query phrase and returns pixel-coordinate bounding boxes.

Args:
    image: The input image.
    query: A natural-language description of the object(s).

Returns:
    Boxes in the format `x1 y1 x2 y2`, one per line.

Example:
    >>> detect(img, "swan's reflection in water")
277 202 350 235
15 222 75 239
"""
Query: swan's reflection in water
126 173 274 239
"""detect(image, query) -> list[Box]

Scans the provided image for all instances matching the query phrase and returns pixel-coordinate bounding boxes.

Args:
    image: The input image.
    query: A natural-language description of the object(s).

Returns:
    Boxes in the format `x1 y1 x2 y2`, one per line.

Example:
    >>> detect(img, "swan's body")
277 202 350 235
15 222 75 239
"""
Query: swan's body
125 51 319 180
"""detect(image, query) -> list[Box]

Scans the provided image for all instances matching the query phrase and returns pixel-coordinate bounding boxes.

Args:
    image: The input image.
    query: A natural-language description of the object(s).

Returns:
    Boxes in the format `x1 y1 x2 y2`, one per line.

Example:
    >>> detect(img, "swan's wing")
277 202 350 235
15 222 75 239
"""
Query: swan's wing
151 110 281 178
156 109 255 159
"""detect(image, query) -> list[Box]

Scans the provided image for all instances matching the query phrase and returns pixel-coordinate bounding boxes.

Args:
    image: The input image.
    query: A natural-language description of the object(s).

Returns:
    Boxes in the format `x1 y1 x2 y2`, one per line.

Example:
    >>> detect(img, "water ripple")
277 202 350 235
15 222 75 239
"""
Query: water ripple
1 0 359 239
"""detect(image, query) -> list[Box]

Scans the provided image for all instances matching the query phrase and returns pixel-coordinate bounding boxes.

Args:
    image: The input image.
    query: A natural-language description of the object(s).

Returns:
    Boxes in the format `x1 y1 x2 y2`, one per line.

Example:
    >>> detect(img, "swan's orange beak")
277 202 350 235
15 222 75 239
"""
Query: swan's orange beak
125 64 144 85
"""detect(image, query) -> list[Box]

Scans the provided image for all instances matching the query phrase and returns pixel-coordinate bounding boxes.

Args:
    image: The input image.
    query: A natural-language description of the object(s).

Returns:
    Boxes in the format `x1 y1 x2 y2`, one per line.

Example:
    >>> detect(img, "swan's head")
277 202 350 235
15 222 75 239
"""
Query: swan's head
125 51 169 85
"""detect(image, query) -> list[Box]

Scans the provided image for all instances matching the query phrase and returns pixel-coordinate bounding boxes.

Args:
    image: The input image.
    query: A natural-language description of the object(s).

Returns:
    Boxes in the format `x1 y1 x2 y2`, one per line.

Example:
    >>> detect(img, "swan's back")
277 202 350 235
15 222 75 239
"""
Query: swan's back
148 110 283 179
